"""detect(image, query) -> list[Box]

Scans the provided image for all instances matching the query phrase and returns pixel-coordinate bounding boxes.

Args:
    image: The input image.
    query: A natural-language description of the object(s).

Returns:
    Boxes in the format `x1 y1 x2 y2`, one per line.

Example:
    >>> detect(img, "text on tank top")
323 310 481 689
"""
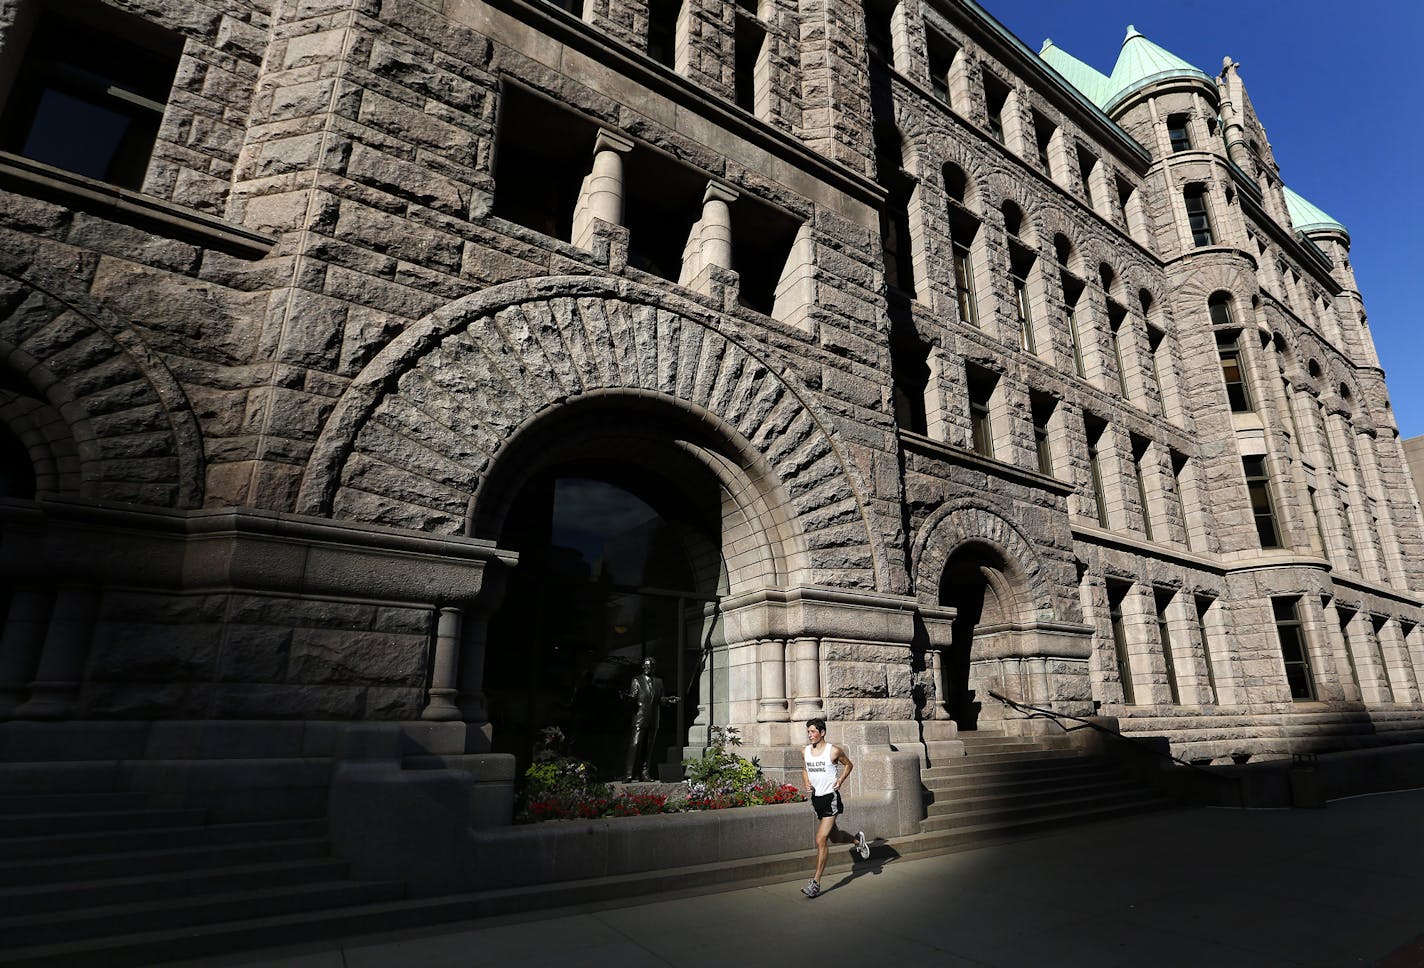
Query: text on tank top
804 742 839 797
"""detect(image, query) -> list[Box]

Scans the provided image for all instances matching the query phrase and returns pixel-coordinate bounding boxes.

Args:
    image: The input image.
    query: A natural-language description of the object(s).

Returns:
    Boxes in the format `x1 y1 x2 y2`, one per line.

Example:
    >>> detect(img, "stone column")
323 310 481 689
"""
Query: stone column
1375 618 1418 706
756 638 789 721
1317 598 1360 702
788 636 822 721
698 181 737 272
0 586 53 718
422 607 463 721
457 605 495 749
571 129 635 251
16 585 100 720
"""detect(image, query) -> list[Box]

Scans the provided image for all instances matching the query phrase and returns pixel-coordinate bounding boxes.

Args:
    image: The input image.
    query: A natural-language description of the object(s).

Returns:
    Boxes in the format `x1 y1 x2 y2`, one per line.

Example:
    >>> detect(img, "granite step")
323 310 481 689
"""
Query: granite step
0 836 333 886
0 879 407 948
0 857 354 917
922 752 1097 779
924 766 1125 798
0 818 326 860
922 787 1154 828
0 808 207 837
926 778 1141 816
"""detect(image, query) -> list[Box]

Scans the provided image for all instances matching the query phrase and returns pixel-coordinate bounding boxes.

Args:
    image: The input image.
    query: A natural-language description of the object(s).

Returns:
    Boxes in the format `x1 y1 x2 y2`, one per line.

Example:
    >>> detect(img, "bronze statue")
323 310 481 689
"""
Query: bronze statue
622 657 678 782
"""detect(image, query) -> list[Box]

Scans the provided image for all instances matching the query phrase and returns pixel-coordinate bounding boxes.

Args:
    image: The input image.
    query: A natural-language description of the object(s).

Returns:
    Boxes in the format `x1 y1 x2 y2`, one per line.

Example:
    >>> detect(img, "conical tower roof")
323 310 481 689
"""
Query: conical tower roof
1284 186 1350 240
1104 25 1212 111
1040 38 1113 108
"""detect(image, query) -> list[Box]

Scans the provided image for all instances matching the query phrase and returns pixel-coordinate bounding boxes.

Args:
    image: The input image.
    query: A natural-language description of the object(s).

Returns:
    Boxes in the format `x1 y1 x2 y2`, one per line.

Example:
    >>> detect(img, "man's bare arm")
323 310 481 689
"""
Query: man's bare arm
832 746 853 789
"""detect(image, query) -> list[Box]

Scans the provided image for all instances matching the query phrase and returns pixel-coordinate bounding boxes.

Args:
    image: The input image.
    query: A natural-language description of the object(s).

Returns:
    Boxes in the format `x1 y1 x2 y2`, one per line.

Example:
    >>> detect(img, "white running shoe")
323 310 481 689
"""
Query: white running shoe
854 830 869 860
801 879 821 898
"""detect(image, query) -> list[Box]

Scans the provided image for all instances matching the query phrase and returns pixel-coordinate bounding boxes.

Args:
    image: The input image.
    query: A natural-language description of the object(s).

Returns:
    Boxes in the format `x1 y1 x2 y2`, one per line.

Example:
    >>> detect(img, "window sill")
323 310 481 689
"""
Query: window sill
0 151 276 259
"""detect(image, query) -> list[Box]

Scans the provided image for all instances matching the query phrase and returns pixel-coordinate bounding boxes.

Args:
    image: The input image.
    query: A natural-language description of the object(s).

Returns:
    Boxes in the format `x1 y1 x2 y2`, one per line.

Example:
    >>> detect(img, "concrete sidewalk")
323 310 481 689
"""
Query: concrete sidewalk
174 789 1424 968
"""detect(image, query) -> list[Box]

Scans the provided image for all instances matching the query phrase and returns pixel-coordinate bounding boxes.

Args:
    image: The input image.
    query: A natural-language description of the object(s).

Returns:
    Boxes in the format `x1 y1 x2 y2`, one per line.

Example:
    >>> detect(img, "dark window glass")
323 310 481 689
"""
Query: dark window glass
1166 114 1192 153
1010 245 1035 352
891 337 930 435
1195 596 1217 703
1156 592 1178 704
733 16 765 112
1086 420 1109 526
982 71 1008 144
0 10 180 189
1108 582 1134 703
1243 456 1281 548
1109 308 1129 397
1033 114 1053 172
1132 439 1153 540
927 33 956 105
865 0 894 64
1217 334 1252 413
968 368 995 458
1033 411 1053 476
1184 185 1214 246
953 239 978 327
647 0 681 66
1274 598 1316 700
1076 144 1097 207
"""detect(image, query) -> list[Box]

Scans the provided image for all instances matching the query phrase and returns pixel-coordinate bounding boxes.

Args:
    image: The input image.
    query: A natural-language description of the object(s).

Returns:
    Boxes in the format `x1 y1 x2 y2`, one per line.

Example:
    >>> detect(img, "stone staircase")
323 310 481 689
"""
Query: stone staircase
1114 709 1424 763
0 768 405 968
917 730 1173 841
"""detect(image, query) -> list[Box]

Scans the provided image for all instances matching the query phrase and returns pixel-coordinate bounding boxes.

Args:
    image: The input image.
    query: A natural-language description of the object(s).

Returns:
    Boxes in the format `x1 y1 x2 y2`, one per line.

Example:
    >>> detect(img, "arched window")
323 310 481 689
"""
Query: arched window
1208 291 1234 327
1053 233 1073 269
1000 200 1022 237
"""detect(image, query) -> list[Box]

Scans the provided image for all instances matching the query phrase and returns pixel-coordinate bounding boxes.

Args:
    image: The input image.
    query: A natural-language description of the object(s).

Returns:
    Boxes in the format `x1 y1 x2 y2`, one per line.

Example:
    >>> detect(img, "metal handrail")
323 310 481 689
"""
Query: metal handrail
986 691 1235 781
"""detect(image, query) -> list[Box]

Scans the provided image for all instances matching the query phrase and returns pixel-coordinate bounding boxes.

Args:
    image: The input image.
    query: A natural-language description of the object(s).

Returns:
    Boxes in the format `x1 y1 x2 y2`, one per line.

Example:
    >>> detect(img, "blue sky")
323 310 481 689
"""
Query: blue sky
983 0 1424 438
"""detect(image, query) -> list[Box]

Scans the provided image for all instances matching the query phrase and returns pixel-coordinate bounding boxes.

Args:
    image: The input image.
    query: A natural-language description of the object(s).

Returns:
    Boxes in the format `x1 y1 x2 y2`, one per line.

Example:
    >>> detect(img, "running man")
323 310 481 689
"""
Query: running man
800 717 870 898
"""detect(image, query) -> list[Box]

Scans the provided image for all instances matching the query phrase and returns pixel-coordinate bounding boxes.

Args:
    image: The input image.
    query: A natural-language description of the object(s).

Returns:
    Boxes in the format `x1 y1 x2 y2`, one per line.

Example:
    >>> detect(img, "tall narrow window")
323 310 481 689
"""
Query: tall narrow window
1217 332 1252 413
1166 113 1192 153
1032 112 1054 174
1274 598 1316 700
1336 605 1362 697
1307 486 1328 555
1108 582 1134 704
1131 436 1153 541
647 0 681 67
1108 304 1130 397
1031 393 1055 476
1010 245 1036 353
1171 450 1192 550
1114 175 1134 228
1194 596 1218 703
0 8 182 190
1243 455 1281 549
1184 184 1214 246
733 10 765 114
1146 325 1166 399
876 127 915 297
926 33 957 106
951 234 978 327
982 70 1008 144
1155 591 1179 704
891 334 930 435
1063 274 1086 378
967 366 996 458
864 0 894 64
1086 416 1109 527
1076 144 1098 208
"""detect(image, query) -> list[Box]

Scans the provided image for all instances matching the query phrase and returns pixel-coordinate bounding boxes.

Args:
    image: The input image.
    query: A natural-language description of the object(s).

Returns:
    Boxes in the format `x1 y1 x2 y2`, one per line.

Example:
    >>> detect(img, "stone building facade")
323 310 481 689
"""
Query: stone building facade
1 0 1422 788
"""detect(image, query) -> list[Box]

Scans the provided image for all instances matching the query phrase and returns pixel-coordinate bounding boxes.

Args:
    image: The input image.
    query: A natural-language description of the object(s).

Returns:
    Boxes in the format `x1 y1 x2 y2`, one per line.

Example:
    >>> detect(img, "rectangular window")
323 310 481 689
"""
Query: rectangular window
0 8 181 190
1307 486 1328 556
1195 596 1218 703
1132 436 1153 541
1076 144 1098 207
1010 246 1035 353
1184 185 1214 246
1336 605 1362 696
1217 333 1252 412
647 0 681 67
733 14 765 113
1032 112 1054 174
1108 582 1134 704
1166 113 1192 153
1031 393 1055 477
1109 305 1130 397
1171 450 1192 550
982 70 1009 144
927 33 956 105
967 366 996 458
1146 326 1166 399
1274 598 1315 700
1156 591 1179 704
891 336 930 435
1115 175 1134 227
1086 417 1109 527
879 175 916 297
1243 455 1281 548
864 0 894 64
1063 274 1085 378
952 238 978 327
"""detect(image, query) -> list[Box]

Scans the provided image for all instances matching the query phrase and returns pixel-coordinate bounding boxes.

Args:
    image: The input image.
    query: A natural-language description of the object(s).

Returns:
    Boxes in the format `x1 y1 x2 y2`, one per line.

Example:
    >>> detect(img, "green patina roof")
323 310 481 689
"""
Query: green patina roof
1104 26 1213 111
1041 26 1212 112
1040 38 1113 108
1284 186 1350 239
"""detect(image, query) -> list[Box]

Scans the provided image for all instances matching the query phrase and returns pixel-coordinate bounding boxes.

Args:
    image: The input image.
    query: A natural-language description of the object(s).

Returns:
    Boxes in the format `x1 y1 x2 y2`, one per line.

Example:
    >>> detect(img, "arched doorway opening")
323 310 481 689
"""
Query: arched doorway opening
484 464 722 778
938 542 1020 729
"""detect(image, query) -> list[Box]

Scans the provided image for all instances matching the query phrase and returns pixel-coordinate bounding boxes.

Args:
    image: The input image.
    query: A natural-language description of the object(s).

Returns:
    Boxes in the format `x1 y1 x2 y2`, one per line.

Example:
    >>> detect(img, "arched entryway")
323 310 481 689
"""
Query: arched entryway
938 541 1023 729
484 466 722 778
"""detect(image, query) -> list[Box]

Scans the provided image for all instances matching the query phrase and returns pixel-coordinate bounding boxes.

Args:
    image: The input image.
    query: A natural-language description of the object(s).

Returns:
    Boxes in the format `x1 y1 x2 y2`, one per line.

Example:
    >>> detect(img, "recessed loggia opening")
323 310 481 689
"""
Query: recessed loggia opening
492 84 597 242
730 196 801 316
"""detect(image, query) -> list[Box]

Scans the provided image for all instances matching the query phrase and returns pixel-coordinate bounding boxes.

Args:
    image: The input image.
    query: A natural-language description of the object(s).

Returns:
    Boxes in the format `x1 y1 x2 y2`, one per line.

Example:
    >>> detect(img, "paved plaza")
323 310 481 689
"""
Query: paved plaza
175 788 1424 968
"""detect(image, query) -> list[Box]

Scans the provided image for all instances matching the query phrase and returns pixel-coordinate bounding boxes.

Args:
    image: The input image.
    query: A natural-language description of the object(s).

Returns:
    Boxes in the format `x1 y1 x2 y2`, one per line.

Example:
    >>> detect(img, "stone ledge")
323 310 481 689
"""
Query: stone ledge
0 151 277 259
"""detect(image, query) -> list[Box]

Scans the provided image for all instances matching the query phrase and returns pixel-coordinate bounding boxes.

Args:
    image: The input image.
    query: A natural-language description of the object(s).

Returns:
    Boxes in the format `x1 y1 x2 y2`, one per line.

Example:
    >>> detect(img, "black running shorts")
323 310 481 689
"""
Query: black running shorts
810 790 843 819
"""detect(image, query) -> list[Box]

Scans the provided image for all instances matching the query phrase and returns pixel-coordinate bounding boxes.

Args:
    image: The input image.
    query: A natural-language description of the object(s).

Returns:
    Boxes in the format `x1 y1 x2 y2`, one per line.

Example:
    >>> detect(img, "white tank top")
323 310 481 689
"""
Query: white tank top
804 743 839 797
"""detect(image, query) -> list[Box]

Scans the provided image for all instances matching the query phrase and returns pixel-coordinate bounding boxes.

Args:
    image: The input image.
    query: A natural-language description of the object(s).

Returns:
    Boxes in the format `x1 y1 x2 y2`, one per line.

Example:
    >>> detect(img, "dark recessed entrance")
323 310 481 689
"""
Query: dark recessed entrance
485 468 721 778
938 543 1014 730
